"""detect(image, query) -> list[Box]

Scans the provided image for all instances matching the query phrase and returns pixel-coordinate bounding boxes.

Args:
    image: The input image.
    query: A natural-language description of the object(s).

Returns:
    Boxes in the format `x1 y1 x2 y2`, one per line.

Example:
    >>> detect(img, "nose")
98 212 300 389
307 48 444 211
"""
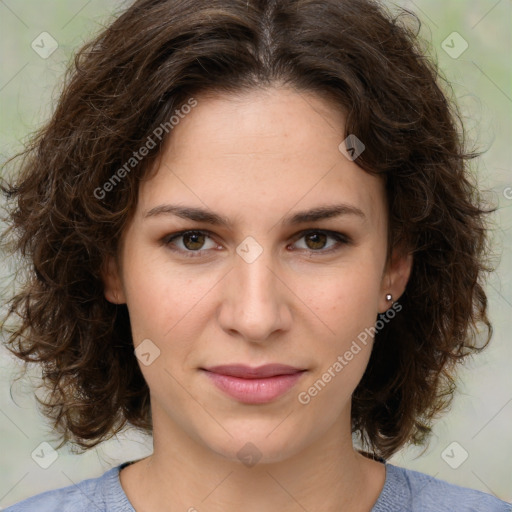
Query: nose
217 245 292 343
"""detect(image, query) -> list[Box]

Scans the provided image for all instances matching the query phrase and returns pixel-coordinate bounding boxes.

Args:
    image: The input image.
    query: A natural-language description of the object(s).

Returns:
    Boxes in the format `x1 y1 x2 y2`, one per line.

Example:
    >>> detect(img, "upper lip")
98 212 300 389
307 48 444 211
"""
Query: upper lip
202 364 305 379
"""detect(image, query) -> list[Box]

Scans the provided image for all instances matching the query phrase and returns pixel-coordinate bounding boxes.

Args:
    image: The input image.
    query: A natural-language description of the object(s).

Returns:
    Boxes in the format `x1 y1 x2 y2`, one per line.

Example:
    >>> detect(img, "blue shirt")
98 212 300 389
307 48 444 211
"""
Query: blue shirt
4 461 511 511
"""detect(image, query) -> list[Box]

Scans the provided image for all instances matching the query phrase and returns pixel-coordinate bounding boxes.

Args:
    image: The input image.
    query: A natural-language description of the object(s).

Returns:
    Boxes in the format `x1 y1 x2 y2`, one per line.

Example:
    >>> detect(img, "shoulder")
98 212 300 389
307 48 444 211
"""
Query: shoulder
3 465 134 512
372 462 511 512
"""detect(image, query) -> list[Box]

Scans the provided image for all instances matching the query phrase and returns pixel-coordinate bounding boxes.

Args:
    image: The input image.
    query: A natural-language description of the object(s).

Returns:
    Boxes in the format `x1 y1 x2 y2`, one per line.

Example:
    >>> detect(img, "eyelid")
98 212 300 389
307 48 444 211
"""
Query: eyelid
291 228 351 244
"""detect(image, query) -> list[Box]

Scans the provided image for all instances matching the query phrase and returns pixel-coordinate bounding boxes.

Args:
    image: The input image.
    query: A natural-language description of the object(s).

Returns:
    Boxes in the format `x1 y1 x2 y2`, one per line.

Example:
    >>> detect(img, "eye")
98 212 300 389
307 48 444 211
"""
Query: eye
290 230 350 254
163 230 218 257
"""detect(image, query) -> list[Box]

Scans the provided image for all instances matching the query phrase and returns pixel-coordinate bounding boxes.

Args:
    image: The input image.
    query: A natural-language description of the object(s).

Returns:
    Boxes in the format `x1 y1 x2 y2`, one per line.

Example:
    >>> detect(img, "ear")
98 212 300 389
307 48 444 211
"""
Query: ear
378 245 413 313
100 254 126 304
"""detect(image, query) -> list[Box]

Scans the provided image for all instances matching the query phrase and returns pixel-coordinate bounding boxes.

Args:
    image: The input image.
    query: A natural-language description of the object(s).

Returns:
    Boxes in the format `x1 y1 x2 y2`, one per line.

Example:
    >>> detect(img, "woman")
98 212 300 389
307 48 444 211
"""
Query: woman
1 0 510 510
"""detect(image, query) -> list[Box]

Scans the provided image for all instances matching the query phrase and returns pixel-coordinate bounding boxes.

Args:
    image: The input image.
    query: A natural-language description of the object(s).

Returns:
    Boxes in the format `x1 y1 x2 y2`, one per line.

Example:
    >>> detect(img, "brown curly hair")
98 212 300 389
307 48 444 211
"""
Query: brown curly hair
1 0 496 459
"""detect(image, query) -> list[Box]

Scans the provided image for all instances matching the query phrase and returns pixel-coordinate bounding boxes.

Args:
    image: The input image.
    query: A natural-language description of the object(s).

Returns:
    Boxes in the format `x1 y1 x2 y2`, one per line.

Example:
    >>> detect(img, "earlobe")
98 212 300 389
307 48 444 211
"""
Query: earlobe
101 255 126 304
379 248 413 312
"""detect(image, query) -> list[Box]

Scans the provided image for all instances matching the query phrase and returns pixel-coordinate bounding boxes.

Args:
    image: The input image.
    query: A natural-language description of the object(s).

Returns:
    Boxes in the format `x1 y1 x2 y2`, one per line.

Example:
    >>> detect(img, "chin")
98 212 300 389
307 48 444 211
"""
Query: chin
201 422 310 467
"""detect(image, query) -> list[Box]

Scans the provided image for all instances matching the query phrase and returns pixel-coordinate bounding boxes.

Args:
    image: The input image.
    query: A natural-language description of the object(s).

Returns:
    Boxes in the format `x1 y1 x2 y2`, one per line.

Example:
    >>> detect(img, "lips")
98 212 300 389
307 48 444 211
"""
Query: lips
203 364 304 378
201 364 307 404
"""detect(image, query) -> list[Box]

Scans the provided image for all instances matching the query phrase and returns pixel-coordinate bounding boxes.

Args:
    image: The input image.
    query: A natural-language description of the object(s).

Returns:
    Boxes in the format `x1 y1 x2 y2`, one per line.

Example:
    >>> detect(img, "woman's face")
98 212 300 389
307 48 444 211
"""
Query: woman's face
104 87 411 464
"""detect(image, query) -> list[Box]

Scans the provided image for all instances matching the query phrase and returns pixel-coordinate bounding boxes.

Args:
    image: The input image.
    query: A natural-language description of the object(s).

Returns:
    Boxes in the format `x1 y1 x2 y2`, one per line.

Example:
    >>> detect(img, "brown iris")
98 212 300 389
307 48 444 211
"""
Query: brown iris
304 232 327 250
182 232 206 250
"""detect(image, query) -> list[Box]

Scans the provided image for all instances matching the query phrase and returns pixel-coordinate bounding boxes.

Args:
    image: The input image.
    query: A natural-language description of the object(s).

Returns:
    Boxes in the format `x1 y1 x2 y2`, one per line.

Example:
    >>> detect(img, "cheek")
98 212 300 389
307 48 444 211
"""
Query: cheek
295 262 383 397
303 262 383 336
121 252 206 343
299 274 379 403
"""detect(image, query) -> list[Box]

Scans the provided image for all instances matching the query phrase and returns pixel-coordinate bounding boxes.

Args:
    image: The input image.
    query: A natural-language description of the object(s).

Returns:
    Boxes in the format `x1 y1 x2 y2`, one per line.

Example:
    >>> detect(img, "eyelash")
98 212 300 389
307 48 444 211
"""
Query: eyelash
162 229 351 258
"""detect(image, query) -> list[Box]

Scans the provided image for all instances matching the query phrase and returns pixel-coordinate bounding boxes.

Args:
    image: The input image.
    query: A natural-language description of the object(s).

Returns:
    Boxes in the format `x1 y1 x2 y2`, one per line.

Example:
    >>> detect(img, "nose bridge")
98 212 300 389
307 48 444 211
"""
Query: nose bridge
221 238 289 341
236 245 275 298
234 233 276 290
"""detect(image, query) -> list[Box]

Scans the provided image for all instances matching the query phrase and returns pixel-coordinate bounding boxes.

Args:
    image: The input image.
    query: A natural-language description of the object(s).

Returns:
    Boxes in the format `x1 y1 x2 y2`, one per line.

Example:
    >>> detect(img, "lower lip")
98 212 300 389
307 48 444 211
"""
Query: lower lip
203 370 305 404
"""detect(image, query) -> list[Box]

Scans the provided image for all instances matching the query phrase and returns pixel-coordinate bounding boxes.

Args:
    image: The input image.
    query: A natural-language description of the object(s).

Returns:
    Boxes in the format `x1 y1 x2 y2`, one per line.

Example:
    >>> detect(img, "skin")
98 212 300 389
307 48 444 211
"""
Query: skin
103 86 413 512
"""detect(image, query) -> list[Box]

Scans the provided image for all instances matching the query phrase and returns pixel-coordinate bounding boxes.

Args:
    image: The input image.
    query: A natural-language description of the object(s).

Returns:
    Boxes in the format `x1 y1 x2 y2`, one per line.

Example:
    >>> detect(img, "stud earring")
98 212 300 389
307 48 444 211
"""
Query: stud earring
385 293 393 302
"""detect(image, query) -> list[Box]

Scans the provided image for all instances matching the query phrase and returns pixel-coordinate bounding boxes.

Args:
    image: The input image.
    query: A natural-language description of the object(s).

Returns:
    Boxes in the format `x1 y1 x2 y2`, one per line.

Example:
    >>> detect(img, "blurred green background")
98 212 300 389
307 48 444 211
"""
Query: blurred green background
1 0 511 507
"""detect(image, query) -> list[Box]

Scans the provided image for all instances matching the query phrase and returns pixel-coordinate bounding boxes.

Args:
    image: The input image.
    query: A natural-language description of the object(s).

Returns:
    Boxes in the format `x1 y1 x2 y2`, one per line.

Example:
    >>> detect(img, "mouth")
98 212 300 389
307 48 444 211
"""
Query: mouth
200 364 307 404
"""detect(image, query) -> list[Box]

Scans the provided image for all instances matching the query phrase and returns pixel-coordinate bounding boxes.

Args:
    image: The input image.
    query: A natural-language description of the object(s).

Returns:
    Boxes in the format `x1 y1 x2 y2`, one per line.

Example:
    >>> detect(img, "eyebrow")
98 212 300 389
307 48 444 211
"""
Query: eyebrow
144 203 366 227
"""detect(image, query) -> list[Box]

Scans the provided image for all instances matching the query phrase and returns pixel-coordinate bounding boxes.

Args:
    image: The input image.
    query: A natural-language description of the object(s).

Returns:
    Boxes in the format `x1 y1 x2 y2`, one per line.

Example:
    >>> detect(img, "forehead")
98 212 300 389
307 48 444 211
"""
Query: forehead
138 87 386 228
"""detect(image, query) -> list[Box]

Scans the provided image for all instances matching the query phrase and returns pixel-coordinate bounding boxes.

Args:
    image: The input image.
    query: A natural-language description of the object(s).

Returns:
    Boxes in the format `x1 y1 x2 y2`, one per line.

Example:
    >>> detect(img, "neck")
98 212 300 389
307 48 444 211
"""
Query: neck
120 408 386 512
